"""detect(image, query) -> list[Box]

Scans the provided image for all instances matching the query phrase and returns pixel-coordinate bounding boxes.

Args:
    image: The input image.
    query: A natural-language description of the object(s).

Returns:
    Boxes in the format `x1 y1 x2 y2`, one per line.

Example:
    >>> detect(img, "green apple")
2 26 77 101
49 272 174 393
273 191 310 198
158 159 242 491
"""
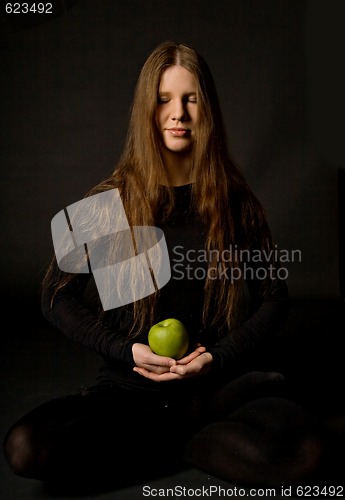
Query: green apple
148 318 189 360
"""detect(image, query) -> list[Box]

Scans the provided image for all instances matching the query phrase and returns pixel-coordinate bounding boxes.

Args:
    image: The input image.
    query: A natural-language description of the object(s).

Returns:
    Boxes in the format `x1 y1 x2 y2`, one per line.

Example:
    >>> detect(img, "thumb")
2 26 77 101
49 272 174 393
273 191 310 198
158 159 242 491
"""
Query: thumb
152 354 176 367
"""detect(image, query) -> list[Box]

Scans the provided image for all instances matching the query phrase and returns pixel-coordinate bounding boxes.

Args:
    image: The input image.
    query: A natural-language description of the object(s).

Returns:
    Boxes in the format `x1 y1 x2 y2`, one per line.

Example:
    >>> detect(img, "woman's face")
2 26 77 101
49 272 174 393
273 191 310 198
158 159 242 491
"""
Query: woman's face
155 65 198 156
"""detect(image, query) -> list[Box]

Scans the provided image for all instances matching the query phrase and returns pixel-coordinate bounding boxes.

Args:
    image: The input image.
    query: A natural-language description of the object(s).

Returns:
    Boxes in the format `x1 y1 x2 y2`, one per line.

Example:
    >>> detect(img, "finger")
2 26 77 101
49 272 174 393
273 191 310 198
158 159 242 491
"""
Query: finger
134 366 173 376
170 361 204 376
170 364 188 376
133 363 172 375
195 346 207 353
176 348 206 365
150 354 177 367
133 367 183 382
143 365 171 375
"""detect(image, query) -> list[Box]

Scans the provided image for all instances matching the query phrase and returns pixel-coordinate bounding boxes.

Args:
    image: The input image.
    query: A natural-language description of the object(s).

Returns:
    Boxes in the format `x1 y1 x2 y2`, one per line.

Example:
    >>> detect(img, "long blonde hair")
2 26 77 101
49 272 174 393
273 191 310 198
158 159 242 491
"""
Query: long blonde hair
43 41 274 337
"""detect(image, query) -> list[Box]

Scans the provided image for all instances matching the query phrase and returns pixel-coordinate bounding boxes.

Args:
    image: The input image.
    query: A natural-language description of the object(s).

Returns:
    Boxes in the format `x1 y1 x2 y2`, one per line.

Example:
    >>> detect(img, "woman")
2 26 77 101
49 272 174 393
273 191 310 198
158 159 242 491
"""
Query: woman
3 41 323 490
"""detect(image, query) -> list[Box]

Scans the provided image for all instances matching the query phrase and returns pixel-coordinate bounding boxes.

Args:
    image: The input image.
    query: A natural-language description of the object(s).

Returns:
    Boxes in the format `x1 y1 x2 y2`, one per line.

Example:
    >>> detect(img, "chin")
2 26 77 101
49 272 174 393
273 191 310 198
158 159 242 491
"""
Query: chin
165 142 193 155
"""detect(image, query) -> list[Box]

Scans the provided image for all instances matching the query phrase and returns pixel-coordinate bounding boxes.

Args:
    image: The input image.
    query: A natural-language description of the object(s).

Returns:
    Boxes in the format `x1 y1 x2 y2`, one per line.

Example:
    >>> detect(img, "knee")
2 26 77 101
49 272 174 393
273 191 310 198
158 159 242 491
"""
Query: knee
191 420 266 455
3 423 44 479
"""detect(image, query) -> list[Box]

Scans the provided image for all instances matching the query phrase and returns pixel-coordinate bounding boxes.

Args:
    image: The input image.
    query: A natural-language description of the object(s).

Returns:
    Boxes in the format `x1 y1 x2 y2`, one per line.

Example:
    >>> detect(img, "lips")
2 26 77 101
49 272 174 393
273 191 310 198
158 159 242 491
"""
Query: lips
166 128 190 137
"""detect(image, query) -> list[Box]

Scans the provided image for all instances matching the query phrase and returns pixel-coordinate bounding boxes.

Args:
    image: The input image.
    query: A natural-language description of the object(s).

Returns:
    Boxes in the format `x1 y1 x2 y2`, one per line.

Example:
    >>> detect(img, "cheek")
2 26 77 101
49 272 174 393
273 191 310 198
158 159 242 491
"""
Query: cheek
192 108 198 123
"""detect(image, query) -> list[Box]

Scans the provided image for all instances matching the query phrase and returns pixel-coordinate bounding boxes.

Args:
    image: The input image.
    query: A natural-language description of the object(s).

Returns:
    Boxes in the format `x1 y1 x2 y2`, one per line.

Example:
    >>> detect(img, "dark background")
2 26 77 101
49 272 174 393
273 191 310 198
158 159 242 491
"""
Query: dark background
0 1 344 498
0 0 344 303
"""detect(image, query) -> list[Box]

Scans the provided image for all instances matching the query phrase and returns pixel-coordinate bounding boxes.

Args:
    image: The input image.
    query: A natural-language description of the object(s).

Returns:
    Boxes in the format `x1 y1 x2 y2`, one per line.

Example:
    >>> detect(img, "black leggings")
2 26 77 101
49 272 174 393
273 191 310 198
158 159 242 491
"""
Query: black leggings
3 371 323 490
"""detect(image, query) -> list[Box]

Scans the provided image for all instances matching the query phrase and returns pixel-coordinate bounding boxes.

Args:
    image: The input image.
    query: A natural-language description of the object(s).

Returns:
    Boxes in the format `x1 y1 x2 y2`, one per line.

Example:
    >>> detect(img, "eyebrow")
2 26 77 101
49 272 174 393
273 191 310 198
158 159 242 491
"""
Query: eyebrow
158 91 197 96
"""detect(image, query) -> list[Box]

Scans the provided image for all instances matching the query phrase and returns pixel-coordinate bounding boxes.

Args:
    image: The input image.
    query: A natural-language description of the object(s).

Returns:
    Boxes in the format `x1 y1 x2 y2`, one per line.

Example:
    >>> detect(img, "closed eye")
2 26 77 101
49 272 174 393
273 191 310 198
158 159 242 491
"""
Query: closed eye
157 94 197 104
183 93 197 104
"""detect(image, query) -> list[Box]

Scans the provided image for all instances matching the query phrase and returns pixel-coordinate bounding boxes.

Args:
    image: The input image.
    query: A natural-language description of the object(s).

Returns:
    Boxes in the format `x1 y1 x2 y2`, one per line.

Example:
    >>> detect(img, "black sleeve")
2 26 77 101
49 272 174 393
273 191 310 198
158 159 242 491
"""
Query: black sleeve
41 262 134 364
208 278 290 378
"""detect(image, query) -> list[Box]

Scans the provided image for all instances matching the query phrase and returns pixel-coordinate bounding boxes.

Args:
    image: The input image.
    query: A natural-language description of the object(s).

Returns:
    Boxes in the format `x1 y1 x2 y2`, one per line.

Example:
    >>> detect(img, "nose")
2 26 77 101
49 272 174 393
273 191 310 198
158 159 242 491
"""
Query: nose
171 99 188 122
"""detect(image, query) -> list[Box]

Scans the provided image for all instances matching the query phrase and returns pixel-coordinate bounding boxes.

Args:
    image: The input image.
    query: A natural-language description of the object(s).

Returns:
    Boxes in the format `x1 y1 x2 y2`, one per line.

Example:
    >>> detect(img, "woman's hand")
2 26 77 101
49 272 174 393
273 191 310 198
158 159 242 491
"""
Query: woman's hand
132 343 212 382
132 343 176 375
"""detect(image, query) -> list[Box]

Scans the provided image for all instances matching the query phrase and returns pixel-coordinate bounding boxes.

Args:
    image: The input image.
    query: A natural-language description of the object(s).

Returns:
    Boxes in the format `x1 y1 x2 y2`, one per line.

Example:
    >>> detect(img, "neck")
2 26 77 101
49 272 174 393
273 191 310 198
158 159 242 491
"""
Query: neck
162 150 194 186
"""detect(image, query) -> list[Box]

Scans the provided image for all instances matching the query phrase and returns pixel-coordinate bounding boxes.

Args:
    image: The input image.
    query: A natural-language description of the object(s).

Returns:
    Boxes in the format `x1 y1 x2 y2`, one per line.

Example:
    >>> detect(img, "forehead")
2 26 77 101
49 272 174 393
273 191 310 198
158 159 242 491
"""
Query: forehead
158 65 197 91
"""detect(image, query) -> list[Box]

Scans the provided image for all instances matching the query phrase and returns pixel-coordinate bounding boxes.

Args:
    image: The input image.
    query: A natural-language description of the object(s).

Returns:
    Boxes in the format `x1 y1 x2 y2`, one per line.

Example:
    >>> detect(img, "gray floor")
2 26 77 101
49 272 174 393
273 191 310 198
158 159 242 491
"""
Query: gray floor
1 297 344 499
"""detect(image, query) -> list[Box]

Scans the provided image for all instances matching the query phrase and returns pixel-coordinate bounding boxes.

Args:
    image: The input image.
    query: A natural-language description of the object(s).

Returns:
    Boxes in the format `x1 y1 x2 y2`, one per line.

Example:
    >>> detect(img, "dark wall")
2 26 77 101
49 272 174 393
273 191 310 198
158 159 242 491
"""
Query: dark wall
1 0 344 306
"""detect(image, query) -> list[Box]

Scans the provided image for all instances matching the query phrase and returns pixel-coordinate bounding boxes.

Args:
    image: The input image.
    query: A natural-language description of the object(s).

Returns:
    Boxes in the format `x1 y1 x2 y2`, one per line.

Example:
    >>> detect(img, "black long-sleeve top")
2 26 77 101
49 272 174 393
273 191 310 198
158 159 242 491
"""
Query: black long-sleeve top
41 184 289 397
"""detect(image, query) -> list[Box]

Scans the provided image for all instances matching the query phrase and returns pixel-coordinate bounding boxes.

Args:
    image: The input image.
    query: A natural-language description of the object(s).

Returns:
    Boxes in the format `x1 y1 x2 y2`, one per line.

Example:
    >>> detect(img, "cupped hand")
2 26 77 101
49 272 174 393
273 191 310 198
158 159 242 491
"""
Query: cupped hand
132 343 212 382
132 343 176 375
